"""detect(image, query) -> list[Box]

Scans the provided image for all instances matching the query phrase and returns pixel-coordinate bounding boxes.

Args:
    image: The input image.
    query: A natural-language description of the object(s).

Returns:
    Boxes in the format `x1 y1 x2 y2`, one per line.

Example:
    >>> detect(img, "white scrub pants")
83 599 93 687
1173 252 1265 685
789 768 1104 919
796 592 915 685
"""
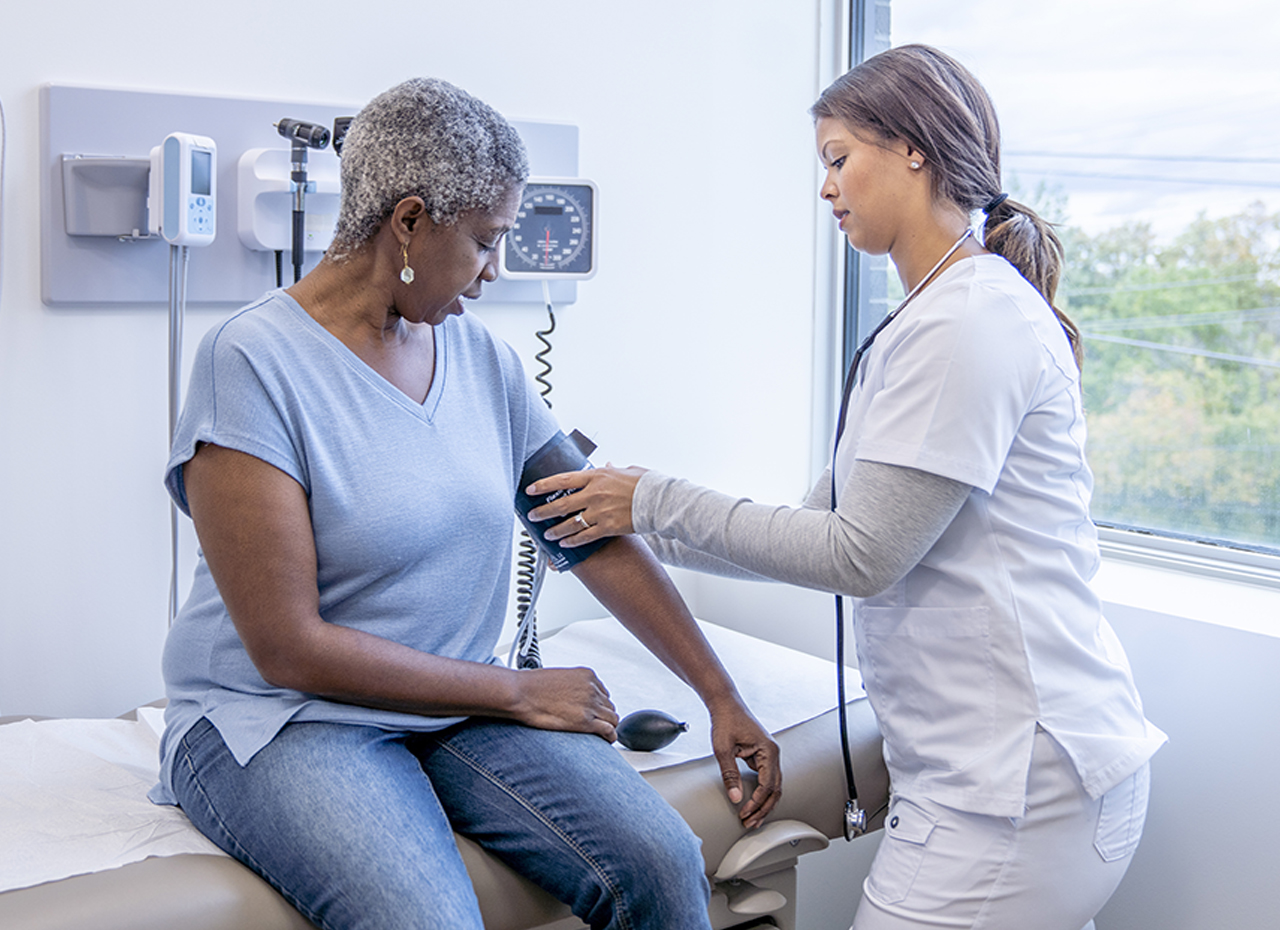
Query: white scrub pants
852 727 1150 930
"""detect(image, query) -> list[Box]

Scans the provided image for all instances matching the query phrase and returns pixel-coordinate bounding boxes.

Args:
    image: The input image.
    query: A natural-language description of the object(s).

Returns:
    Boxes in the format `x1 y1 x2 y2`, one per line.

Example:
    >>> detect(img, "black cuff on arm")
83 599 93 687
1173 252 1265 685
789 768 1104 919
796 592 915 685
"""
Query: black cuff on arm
514 430 608 571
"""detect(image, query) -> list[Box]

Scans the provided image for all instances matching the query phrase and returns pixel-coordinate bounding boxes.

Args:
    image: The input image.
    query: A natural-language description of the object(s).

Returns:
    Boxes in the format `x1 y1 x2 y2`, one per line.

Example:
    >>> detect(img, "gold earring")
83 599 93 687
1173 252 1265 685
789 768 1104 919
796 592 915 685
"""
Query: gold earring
400 242 415 284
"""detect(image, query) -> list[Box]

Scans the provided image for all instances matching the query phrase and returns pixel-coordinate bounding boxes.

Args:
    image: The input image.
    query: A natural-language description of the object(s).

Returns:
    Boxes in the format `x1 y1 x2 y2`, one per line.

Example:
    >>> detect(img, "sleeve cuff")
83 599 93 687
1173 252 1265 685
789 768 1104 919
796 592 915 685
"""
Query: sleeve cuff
631 469 673 536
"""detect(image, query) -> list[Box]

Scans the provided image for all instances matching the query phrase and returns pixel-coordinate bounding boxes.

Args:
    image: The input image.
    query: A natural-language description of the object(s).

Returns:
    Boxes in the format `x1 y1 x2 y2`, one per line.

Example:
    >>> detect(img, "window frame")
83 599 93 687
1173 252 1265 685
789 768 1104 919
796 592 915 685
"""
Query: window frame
1098 525 1280 591
837 0 1280 586
842 0 893 377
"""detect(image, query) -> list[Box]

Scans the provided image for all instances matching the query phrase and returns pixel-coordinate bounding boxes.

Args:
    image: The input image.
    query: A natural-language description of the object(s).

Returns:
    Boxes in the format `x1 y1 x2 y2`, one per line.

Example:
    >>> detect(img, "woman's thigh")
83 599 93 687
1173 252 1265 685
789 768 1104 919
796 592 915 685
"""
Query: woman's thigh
172 717 484 930
852 731 1148 930
412 719 712 930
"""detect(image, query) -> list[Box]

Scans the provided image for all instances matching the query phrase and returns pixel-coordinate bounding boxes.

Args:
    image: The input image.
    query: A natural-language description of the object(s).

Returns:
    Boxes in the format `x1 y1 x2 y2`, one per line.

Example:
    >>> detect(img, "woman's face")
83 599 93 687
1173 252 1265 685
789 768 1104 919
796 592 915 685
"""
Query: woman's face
815 116 916 256
403 186 522 326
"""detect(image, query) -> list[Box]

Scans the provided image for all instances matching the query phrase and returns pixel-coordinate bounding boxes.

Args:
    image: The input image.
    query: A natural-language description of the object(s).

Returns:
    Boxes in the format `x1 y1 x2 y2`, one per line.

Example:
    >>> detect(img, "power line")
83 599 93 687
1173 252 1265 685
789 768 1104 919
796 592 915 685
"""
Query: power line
1063 275 1263 297
1082 333 1280 369
1008 150 1280 166
1012 167 1280 190
1079 307 1280 333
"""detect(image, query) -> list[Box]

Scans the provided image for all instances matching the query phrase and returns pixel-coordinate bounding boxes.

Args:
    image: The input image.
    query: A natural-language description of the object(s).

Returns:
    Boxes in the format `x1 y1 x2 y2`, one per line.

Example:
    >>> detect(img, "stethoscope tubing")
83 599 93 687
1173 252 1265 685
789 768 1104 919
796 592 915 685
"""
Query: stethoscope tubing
830 228 974 836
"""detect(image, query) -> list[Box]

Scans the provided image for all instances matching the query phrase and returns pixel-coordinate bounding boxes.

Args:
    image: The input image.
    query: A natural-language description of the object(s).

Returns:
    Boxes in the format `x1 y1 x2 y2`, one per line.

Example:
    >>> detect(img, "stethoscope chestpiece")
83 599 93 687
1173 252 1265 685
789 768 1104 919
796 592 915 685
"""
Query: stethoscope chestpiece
844 799 868 841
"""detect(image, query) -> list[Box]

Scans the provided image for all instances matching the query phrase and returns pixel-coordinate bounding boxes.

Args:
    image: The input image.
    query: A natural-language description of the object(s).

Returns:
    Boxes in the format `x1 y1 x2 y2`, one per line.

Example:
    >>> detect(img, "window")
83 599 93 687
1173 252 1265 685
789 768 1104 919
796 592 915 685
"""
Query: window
846 0 1280 557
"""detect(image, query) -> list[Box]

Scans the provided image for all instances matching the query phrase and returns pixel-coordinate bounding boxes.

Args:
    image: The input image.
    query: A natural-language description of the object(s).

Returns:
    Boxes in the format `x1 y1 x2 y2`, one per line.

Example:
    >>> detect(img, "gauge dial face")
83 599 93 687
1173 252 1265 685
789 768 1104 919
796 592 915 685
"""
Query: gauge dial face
503 182 596 278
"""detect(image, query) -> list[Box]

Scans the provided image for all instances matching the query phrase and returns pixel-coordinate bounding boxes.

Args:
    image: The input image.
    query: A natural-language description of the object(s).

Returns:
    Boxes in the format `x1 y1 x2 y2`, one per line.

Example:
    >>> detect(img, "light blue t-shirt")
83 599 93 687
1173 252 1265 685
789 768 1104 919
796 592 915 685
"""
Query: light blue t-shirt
151 290 559 804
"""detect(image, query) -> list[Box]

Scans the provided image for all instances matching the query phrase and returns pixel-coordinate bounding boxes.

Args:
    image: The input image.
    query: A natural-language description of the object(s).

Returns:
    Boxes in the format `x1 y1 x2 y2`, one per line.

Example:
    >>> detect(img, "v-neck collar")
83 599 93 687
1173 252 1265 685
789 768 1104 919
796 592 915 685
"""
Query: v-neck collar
276 289 448 422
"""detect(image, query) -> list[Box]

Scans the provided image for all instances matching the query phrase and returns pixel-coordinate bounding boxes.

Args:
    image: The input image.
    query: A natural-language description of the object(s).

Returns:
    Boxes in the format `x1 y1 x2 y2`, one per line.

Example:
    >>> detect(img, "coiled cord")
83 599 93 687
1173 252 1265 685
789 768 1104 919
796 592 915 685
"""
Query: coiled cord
532 301 556 400
510 281 558 669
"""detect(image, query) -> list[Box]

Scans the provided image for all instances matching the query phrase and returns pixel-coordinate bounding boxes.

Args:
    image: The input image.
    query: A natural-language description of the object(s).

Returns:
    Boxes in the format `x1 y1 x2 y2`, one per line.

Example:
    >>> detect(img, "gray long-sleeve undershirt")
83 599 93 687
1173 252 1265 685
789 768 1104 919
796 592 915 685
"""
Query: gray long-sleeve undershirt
634 459 971 598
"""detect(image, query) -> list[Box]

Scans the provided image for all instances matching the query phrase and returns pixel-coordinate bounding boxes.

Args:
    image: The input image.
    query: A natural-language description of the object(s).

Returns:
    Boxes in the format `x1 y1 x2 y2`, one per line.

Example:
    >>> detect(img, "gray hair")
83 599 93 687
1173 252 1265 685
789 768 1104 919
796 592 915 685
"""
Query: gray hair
329 78 529 257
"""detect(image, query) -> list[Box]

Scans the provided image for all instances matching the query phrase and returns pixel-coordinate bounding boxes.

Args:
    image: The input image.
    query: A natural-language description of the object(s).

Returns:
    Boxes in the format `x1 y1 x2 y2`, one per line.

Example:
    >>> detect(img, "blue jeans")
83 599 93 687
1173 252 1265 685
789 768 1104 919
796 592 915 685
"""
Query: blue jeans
172 716 712 930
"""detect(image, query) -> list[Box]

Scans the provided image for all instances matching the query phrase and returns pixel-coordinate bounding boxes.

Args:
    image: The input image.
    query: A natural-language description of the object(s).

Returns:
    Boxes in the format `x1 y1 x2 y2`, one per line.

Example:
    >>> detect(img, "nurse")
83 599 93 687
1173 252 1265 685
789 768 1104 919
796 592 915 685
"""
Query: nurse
527 45 1166 930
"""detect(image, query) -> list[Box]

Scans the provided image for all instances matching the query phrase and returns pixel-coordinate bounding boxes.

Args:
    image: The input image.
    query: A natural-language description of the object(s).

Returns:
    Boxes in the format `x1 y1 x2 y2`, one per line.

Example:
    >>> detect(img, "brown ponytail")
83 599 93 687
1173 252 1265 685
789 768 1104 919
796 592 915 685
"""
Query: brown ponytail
983 199 1082 368
813 45 1083 368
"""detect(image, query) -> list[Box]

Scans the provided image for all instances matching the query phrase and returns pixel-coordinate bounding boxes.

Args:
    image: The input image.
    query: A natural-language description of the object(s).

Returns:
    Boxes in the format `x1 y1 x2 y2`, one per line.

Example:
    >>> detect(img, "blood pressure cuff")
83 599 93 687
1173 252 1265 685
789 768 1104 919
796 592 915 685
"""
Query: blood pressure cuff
515 429 608 572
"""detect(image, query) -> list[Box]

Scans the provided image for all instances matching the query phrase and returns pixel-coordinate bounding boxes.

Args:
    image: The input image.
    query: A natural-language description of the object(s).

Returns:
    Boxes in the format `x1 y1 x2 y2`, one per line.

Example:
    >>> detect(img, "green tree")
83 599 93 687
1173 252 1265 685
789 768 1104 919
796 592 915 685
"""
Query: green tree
1058 203 1280 548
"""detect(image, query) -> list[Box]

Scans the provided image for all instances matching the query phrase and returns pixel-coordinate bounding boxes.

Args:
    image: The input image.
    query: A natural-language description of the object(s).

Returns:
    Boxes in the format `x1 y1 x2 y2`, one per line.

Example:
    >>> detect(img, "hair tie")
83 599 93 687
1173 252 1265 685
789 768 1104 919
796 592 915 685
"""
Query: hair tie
983 192 1009 214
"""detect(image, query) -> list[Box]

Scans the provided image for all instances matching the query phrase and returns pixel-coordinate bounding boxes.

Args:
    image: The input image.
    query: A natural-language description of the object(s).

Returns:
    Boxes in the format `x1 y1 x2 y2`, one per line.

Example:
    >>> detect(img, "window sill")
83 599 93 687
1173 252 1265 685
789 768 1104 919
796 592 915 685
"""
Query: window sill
1095 527 1280 638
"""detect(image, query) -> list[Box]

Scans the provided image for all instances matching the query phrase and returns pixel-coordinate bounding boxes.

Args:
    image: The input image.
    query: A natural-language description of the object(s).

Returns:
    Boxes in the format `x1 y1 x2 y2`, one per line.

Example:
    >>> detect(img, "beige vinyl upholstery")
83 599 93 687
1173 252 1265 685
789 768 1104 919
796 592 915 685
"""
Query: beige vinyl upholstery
0 699 886 930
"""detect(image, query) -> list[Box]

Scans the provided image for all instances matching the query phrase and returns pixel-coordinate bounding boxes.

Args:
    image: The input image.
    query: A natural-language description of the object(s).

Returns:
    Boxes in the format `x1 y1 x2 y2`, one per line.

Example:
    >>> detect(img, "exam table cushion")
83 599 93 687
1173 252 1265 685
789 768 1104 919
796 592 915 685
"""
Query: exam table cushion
0 620 887 930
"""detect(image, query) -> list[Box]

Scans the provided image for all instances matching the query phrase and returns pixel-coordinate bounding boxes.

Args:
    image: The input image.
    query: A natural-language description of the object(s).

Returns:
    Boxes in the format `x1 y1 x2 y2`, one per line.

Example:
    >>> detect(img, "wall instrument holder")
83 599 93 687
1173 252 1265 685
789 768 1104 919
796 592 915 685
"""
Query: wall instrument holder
41 84 582 307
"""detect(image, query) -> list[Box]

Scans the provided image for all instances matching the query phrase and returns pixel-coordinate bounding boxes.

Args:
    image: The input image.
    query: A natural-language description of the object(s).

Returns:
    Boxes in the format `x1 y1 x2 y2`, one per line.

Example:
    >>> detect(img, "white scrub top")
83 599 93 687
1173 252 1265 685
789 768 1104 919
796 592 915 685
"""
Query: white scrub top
836 254 1166 818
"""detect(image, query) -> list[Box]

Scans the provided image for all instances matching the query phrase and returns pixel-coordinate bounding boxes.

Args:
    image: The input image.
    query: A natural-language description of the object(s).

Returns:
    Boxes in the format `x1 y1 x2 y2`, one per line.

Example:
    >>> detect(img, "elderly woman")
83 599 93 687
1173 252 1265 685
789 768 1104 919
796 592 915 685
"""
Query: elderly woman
149 78 779 930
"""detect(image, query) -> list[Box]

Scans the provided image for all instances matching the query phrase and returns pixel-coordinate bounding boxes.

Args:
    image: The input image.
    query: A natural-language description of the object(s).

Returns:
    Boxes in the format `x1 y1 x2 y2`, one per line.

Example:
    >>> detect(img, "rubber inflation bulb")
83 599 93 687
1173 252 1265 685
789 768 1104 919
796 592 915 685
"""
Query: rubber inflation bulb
616 709 689 752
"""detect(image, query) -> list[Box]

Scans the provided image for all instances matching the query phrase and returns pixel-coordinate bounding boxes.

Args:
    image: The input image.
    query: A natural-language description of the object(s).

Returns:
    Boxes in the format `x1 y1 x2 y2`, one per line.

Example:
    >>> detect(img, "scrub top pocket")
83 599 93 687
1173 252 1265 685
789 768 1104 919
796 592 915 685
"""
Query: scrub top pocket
1094 761 1150 862
865 796 938 905
858 605 995 772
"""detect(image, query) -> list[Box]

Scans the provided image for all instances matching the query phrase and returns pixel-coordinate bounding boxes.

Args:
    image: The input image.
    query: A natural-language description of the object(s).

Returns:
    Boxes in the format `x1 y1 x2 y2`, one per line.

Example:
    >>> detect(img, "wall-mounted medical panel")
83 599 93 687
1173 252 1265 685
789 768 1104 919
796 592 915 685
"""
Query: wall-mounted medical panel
40 84 579 307
237 147 341 254
59 155 152 237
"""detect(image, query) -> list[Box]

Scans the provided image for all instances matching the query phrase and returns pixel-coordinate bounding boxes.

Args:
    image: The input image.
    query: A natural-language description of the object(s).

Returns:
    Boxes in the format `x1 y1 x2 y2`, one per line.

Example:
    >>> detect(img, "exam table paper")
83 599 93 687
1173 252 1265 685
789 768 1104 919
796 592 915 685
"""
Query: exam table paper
541 618 861 770
0 707 224 893
0 620 861 894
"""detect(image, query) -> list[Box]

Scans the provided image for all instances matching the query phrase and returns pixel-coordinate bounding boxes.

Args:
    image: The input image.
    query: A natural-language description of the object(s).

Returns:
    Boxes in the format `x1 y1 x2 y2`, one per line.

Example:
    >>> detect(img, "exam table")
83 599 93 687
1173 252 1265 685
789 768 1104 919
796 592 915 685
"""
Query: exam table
0 618 888 930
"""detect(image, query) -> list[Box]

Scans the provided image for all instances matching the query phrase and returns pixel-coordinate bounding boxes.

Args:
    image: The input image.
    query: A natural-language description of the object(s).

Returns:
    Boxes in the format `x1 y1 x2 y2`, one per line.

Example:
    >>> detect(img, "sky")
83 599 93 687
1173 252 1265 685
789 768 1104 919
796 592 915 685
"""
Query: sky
891 0 1280 241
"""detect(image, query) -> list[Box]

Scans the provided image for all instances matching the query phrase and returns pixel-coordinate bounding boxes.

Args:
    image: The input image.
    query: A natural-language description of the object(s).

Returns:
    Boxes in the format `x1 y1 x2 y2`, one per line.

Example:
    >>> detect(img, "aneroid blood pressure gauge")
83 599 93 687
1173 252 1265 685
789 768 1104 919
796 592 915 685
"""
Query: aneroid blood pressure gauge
502 179 598 279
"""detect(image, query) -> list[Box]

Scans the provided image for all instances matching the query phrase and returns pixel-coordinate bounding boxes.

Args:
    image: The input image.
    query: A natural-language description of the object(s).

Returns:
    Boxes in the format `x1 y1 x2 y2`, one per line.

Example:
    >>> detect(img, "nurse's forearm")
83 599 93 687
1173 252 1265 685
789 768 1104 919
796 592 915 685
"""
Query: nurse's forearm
637 466 835 579
640 534 773 581
632 459 970 597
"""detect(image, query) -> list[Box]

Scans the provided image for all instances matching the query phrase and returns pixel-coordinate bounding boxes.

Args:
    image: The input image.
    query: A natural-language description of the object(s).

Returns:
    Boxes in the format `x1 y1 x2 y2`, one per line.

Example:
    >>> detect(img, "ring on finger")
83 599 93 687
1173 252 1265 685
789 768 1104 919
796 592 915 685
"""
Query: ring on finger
574 513 590 530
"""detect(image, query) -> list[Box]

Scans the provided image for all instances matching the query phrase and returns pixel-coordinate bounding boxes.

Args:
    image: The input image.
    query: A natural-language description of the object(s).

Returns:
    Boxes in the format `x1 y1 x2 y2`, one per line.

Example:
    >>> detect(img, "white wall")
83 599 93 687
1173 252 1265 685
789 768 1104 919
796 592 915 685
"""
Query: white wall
1094 601 1280 929
0 0 839 718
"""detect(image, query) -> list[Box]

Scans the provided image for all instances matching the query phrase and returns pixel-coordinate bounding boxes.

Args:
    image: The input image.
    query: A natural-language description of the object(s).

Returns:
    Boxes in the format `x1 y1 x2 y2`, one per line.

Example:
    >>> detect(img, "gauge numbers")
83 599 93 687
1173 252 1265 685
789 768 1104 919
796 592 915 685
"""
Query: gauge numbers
502 180 597 279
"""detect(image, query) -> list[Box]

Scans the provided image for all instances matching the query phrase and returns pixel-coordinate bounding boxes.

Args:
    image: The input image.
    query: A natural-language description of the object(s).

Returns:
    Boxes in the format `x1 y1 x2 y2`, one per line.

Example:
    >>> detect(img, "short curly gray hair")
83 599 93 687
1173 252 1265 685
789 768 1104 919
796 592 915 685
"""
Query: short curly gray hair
329 78 529 257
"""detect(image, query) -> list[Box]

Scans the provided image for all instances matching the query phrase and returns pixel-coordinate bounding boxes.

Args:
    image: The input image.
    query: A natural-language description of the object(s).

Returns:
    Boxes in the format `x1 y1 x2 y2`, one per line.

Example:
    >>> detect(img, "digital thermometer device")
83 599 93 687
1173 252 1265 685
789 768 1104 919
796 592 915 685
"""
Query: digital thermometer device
502 179 597 279
148 132 217 246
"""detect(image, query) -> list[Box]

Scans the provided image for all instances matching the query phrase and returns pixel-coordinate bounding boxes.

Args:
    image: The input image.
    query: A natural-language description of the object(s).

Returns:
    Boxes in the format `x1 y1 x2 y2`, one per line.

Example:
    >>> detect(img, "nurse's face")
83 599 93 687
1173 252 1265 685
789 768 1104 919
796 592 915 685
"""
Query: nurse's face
816 117 916 256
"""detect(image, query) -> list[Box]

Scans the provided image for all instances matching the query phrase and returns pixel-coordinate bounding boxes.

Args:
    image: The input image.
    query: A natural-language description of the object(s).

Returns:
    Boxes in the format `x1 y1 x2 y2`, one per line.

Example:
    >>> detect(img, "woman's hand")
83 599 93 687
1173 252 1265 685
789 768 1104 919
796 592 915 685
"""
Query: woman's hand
708 700 782 829
526 465 648 547
509 666 620 742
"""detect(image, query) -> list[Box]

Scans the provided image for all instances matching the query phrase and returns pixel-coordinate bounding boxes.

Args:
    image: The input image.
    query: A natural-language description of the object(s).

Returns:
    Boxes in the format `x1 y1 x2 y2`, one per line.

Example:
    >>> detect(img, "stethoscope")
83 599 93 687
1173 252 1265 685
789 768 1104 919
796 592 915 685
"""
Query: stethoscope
832 227 973 839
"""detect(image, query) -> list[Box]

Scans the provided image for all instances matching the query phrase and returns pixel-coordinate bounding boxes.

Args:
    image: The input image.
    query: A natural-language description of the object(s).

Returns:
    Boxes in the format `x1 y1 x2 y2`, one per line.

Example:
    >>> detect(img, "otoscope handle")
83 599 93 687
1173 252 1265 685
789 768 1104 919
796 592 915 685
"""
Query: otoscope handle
289 141 308 282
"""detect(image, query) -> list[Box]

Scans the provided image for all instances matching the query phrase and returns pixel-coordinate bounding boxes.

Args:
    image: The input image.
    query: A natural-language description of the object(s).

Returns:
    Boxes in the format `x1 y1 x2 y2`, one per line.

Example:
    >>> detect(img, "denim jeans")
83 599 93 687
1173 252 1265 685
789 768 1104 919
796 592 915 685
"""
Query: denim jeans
172 716 712 930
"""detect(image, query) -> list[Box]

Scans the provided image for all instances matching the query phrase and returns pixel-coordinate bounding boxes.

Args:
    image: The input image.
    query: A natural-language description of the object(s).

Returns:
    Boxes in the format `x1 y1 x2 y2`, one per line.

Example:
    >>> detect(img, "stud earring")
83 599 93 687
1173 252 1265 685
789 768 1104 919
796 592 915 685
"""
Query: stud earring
400 242 415 284
909 161 921 170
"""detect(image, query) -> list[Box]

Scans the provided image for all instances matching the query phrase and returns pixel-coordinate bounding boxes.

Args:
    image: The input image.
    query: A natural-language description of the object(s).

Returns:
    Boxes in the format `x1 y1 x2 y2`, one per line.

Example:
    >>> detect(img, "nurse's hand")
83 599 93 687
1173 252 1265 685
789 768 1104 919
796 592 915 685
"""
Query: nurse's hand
526 465 648 546
709 700 782 829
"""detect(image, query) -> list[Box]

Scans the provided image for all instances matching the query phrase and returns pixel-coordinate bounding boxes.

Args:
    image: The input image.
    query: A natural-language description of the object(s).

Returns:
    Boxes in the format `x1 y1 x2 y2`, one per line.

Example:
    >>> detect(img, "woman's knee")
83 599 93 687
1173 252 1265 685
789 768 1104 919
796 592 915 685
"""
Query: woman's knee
585 803 711 928
620 807 707 885
418 721 713 929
